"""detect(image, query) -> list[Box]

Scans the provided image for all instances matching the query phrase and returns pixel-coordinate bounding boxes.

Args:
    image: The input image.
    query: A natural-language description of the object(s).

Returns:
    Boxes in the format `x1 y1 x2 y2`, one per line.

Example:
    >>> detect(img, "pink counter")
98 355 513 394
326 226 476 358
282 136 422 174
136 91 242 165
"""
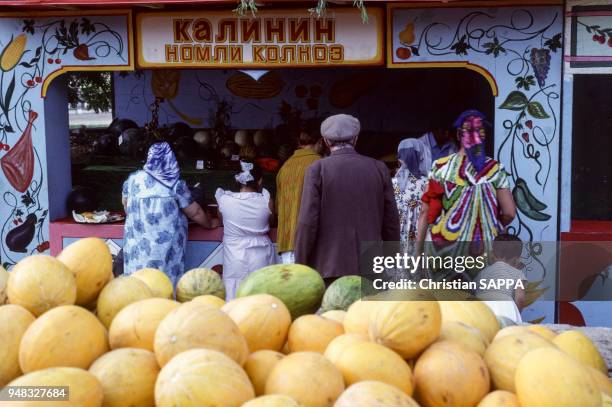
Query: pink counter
49 218 277 256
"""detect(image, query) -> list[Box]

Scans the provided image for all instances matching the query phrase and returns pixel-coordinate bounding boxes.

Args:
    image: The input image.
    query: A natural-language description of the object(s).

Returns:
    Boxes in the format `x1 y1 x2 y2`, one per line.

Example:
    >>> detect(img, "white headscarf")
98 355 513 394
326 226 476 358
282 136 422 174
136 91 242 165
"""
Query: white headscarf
395 138 429 192
235 161 255 185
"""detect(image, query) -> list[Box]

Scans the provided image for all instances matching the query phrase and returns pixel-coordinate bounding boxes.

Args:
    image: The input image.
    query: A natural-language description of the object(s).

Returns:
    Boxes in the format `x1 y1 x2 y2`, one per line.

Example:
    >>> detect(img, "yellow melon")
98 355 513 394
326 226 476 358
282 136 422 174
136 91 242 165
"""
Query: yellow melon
344 300 378 336
222 294 291 352
7 255 76 316
414 341 490 407
155 348 254 407
589 366 612 397
525 324 556 341
324 333 369 364
1 367 103 407
244 350 285 396
333 341 414 395
265 352 345 407
515 347 601 407
0 304 35 386
321 310 346 324
154 301 248 367
0 265 8 304
192 294 226 308
288 314 344 353
493 325 555 343
493 326 531 342
96 276 154 328
369 301 441 359
438 321 489 356
484 331 555 392
132 268 173 299
477 390 520 407
176 268 225 302
57 237 113 306
89 348 159 407
439 301 500 342
19 305 108 373
334 381 420 407
553 330 608 374
242 395 301 407
109 298 179 351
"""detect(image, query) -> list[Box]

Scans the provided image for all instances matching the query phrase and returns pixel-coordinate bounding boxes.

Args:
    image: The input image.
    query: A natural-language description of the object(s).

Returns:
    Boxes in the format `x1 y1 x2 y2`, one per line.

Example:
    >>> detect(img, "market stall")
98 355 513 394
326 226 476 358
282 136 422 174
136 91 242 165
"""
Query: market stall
0 1 568 324
54 8 495 270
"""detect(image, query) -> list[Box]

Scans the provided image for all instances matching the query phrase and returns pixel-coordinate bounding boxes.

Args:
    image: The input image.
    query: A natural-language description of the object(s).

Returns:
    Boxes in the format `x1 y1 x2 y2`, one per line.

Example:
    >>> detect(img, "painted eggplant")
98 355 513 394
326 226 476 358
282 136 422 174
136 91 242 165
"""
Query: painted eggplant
6 213 37 253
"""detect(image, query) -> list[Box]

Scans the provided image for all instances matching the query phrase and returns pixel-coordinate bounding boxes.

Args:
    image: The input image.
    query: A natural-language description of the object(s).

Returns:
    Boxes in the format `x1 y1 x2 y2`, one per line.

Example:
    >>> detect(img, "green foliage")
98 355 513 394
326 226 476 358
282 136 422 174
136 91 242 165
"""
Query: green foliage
66 71 112 113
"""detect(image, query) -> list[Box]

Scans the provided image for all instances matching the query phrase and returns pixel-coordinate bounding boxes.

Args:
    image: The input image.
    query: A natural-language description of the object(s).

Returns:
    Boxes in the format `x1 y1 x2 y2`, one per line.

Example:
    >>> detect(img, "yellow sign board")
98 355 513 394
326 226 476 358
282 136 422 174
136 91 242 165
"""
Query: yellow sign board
136 8 384 68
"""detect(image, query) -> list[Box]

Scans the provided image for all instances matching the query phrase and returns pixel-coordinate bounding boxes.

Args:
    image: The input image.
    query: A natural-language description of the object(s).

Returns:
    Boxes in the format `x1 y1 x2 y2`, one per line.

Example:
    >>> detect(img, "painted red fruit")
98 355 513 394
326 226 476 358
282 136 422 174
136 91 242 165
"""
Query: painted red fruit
522 132 530 142
2 144 8 151
73 44 95 61
36 241 50 253
55 58 61 64
47 58 54 64
599 36 607 44
525 120 533 129
26 80 34 87
608 38 612 47
396 47 412 60
35 76 42 83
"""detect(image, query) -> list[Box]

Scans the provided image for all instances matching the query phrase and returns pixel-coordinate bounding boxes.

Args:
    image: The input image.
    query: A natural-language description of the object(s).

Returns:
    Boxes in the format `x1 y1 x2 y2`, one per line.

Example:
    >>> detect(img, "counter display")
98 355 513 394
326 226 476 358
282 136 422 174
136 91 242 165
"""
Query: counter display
50 218 278 270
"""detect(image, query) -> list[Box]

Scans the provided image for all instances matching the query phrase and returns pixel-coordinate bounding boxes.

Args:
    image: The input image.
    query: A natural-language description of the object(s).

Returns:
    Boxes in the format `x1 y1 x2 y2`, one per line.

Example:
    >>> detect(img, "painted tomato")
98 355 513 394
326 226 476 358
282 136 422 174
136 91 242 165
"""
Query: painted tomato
396 47 412 60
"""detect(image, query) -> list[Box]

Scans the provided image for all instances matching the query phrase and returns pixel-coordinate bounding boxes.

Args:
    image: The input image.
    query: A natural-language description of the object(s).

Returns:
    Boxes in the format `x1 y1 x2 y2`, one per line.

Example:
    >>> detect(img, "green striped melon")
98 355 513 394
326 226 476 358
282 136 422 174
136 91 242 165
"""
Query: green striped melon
176 268 225 302
321 276 367 312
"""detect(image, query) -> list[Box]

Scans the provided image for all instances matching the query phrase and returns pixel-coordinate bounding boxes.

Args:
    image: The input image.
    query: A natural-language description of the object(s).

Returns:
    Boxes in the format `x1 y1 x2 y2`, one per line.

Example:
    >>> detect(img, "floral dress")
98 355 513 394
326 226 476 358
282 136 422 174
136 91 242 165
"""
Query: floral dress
392 175 427 255
122 170 193 285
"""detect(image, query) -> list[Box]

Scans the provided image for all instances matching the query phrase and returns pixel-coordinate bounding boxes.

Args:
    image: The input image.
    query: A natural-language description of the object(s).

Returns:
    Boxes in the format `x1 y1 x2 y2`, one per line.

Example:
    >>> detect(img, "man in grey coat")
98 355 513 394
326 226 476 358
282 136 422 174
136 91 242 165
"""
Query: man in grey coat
294 114 401 284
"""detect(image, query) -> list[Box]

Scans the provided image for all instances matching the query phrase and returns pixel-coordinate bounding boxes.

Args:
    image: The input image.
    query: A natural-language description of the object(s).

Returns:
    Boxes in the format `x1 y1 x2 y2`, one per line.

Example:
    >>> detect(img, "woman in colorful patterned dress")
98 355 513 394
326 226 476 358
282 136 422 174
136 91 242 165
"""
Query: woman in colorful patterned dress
122 142 218 285
393 138 428 255
417 110 516 277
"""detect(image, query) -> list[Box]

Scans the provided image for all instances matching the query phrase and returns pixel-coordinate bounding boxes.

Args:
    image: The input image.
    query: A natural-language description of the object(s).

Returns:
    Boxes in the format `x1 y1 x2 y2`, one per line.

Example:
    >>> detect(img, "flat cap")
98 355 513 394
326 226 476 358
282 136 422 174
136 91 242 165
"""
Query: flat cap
320 114 361 141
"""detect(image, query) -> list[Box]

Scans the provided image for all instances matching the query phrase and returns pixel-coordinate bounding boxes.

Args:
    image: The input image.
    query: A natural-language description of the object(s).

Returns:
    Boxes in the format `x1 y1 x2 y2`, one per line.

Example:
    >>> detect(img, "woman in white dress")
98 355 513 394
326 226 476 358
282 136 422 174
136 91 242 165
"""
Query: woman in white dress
216 161 276 299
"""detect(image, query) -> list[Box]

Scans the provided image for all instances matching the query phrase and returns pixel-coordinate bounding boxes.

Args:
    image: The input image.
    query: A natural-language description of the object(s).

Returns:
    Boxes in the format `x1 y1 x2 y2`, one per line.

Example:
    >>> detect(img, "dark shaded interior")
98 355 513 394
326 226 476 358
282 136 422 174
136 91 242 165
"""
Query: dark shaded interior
572 74 612 221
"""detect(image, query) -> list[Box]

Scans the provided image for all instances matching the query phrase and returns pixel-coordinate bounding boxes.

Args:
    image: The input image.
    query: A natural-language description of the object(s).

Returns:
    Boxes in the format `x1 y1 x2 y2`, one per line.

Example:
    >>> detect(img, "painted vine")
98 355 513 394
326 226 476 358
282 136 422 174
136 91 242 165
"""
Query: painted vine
394 8 563 316
0 17 124 268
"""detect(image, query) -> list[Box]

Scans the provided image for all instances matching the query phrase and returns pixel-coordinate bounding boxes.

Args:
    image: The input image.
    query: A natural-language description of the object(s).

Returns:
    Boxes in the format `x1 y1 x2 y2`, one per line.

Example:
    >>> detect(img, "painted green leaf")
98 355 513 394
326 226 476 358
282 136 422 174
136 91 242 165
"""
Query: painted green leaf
527 101 550 119
499 91 528 111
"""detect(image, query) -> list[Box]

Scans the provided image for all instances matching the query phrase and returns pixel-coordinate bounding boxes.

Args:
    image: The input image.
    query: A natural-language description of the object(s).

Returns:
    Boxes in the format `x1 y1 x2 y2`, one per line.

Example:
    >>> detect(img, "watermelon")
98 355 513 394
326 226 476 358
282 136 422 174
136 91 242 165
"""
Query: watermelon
237 264 324 319
321 276 367 312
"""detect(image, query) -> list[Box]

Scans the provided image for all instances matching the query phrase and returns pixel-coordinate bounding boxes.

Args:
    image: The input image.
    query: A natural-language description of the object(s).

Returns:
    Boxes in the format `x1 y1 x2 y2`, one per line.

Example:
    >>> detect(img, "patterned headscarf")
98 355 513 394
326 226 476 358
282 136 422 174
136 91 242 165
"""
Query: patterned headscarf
396 138 428 191
454 110 489 172
143 142 180 188
235 161 255 185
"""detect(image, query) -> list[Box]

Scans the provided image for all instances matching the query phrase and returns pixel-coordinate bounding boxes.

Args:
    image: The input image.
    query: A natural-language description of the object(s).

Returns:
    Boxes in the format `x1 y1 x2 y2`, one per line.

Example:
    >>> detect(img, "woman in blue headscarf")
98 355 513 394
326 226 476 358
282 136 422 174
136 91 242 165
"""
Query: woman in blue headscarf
393 138 429 255
121 142 218 285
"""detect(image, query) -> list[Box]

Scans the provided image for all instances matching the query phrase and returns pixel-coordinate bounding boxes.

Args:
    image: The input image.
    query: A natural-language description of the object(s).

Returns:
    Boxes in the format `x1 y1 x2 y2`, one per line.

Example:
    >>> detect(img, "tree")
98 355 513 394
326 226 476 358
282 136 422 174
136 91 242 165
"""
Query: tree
66 71 112 113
